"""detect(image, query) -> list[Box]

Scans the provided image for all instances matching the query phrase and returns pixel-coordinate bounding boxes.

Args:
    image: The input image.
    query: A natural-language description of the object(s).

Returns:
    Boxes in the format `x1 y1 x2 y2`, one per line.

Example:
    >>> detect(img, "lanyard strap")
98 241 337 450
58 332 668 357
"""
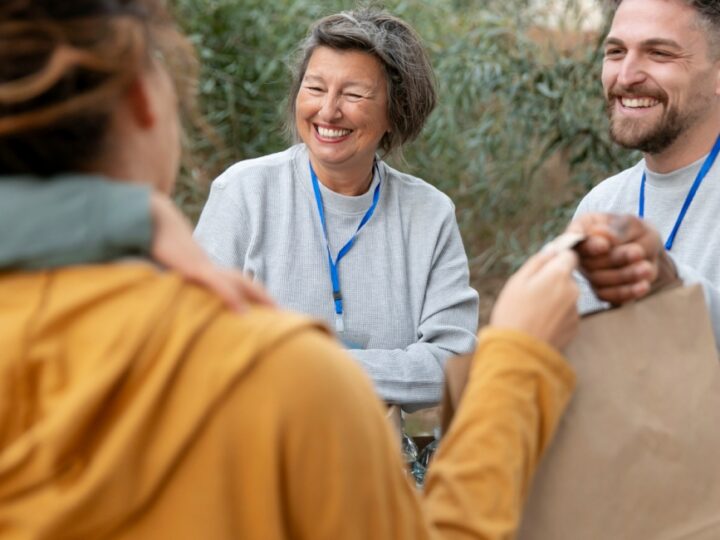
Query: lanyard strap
639 133 720 251
310 161 381 332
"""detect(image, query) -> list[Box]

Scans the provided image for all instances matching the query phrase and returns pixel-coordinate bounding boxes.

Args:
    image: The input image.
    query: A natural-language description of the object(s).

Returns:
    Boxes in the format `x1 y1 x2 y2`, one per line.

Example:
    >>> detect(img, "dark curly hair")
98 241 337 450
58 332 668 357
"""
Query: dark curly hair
0 0 196 176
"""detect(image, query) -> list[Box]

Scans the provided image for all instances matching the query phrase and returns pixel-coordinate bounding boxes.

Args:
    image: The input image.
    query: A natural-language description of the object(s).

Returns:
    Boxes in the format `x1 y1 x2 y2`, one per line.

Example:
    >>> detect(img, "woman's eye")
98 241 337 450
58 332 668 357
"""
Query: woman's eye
345 93 363 100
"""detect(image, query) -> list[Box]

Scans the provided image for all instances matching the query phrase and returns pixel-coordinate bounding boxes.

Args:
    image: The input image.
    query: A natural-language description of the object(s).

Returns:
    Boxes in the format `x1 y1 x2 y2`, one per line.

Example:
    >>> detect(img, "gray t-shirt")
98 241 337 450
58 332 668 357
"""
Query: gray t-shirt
194 144 479 409
574 155 720 346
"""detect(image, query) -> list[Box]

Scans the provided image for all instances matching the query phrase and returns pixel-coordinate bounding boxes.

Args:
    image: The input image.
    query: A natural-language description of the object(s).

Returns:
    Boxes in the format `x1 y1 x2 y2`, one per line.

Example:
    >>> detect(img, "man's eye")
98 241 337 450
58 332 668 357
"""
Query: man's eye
305 86 324 92
650 50 672 58
604 48 624 57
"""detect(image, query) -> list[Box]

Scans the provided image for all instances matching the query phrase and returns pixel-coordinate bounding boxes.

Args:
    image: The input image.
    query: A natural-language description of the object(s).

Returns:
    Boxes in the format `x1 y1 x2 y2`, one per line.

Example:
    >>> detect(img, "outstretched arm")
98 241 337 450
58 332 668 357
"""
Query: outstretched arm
423 249 578 539
275 249 578 539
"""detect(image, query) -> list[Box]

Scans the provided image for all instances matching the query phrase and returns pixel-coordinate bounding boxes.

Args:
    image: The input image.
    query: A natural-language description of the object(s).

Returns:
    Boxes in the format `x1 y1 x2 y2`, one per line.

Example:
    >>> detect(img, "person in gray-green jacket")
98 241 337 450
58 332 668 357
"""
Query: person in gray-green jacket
0 177 271 312
0 177 151 270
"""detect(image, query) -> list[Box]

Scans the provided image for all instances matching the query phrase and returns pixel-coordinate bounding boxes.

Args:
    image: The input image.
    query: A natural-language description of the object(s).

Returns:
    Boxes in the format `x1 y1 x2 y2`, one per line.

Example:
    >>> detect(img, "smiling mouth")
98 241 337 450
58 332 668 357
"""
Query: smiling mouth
315 125 352 139
618 96 661 109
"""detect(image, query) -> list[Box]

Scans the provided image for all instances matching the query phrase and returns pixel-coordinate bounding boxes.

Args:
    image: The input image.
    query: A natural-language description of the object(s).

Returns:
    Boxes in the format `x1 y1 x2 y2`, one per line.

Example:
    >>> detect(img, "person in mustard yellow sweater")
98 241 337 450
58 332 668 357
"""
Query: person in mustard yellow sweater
0 2 658 539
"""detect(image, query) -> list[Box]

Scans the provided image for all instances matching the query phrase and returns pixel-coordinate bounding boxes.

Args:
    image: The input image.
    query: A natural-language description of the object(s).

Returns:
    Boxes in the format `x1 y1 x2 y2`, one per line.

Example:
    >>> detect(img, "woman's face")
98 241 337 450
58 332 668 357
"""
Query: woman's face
295 46 390 176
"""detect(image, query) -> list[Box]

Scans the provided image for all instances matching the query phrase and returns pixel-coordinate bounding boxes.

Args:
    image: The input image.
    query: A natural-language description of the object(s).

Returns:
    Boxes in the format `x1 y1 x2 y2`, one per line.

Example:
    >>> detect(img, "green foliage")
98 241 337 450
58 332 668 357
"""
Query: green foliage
173 0 638 307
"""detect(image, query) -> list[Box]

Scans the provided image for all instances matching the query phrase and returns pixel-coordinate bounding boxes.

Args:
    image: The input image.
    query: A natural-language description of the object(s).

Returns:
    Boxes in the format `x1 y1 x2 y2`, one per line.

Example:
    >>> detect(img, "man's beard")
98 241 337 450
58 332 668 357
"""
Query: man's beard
606 98 687 155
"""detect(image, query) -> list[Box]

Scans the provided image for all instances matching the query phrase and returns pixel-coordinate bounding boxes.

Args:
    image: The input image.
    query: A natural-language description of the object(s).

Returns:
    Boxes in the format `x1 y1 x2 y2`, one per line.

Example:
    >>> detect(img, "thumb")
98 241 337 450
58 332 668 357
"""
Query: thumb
536 249 579 279
514 249 557 278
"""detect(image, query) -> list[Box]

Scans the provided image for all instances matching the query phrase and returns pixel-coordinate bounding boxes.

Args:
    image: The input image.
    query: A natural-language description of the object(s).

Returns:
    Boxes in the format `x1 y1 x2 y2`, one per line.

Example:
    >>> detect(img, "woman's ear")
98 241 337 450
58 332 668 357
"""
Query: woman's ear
124 73 157 129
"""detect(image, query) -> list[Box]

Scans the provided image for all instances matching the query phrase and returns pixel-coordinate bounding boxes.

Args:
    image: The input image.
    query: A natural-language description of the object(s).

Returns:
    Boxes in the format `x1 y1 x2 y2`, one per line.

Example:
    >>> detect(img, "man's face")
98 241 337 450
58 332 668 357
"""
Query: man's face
601 0 720 154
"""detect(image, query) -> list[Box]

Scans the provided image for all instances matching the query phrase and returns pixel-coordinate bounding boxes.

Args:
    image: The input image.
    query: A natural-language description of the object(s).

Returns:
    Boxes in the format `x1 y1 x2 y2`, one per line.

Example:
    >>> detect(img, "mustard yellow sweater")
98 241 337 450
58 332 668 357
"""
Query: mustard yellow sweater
0 264 574 539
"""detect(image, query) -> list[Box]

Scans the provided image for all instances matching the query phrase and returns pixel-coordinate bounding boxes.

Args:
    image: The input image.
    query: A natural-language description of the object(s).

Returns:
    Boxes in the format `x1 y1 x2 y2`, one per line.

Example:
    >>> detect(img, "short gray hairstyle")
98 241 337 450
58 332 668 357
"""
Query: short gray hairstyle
287 8 437 157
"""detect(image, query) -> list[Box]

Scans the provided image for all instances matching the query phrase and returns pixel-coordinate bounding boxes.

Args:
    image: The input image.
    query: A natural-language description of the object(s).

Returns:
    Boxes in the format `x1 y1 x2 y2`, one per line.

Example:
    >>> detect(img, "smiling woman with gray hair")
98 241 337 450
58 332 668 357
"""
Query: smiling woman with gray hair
286 10 437 157
195 8 479 411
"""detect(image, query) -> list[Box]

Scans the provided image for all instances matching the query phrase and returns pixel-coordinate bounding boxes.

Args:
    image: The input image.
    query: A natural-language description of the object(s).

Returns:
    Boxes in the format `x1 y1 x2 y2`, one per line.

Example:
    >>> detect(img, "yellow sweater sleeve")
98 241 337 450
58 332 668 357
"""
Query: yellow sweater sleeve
273 326 574 540
266 331 429 540
422 327 576 539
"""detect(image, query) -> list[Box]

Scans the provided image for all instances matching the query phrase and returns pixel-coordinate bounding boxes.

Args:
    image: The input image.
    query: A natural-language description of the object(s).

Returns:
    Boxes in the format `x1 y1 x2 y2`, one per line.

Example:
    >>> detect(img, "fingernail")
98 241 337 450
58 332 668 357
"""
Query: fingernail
609 215 631 239
542 232 586 254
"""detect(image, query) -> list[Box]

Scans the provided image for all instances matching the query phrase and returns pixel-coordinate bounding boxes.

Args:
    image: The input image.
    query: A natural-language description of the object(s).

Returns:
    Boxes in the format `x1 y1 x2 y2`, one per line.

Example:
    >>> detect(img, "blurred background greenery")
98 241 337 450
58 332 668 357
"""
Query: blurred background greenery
174 0 637 320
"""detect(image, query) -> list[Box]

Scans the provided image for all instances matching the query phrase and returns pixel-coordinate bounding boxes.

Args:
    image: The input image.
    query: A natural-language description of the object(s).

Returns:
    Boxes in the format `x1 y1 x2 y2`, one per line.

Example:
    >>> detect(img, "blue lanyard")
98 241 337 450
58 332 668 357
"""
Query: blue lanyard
639 133 720 251
310 161 381 332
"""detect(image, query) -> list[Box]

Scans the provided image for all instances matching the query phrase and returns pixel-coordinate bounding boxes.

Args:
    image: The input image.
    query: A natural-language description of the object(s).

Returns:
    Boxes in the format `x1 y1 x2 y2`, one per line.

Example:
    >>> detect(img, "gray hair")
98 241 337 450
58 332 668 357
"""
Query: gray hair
286 8 437 157
610 0 720 57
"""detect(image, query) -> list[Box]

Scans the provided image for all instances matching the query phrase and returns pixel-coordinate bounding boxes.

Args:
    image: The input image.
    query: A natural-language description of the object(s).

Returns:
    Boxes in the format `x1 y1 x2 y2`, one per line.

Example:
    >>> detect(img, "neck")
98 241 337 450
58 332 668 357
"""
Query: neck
83 156 152 190
645 110 720 174
84 137 169 194
309 156 374 196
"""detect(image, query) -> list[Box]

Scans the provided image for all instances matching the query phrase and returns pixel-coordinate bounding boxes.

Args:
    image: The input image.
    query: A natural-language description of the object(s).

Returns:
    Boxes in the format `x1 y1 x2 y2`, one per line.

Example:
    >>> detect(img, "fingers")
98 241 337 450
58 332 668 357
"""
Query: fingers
575 235 612 257
236 274 276 308
189 268 275 314
593 281 652 305
579 243 649 271
583 259 657 288
199 270 248 313
148 192 276 313
567 212 665 306
567 215 615 257
515 244 580 280
569 213 654 257
213 270 276 313
577 213 644 243
539 249 579 277
514 249 557 278
536 250 580 310
566 213 608 236
489 246 580 350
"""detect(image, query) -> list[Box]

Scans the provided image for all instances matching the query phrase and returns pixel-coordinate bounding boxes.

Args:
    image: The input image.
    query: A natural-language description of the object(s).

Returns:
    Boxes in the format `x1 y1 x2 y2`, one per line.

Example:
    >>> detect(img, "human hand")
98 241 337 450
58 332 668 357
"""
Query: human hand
566 213 678 305
490 249 580 350
150 193 275 313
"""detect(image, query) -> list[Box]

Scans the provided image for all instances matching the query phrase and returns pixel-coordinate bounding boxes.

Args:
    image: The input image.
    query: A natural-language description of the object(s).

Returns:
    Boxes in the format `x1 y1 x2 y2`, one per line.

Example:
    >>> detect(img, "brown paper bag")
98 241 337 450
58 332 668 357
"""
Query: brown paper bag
443 285 720 539
517 284 720 539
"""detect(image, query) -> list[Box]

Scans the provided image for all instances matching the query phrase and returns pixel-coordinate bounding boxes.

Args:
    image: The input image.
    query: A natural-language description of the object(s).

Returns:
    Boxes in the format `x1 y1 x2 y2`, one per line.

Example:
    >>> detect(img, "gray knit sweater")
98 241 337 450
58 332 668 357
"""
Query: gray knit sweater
194 144 479 409
574 155 720 347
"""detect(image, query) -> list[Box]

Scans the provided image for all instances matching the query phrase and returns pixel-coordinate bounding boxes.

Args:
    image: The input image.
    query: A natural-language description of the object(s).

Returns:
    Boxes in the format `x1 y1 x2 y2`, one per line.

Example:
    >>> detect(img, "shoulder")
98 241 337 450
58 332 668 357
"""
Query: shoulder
380 161 456 216
575 160 644 215
250 326 400 477
262 329 381 410
211 145 304 194
207 304 387 428
80 265 342 381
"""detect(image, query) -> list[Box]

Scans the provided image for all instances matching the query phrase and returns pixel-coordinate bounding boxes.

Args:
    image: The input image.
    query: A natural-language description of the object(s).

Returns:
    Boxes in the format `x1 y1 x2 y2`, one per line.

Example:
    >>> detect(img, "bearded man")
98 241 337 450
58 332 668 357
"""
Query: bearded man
569 0 720 345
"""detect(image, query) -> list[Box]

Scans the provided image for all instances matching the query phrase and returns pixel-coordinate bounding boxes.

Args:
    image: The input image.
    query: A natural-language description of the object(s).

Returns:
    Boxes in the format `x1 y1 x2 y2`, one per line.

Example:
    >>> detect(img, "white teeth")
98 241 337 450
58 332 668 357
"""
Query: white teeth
317 126 351 138
621 97 659 108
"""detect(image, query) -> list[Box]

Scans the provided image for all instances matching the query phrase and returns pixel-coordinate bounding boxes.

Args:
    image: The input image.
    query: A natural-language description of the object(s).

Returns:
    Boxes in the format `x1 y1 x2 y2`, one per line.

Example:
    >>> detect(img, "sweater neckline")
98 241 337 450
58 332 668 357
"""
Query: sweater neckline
293 144 383 216
643 154 708 190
